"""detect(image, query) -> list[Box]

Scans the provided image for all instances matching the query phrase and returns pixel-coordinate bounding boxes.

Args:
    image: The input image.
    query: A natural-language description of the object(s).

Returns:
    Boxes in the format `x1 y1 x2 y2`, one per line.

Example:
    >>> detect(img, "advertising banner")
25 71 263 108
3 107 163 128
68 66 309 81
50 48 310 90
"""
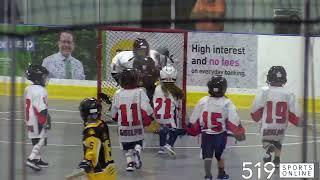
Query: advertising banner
187 32 258 89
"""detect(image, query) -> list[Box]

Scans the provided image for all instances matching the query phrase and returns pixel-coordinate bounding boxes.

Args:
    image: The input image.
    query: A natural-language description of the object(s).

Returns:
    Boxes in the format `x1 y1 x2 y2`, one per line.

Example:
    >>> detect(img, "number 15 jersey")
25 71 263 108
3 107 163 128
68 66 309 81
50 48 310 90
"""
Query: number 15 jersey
189 96 243 135
111 88 154 143
251 86 300 141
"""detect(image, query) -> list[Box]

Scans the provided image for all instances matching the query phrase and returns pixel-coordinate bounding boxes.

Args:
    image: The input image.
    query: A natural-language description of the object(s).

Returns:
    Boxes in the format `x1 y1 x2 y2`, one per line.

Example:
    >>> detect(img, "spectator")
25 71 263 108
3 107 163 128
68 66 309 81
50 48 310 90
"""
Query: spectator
190 0 226 31
42 31 85 80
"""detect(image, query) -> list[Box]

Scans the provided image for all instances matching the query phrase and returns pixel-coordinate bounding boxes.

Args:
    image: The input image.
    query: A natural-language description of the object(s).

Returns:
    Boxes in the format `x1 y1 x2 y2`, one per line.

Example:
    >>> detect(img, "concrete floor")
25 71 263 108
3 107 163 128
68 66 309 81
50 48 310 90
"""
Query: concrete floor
0 96 319 180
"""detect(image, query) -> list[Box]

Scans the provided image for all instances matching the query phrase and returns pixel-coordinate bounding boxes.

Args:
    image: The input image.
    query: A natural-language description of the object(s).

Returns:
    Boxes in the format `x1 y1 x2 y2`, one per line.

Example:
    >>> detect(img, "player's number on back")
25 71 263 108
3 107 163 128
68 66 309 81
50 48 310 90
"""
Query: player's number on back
266 101 288 124
154 98 172 119
202 111 222 132
120 103 141 126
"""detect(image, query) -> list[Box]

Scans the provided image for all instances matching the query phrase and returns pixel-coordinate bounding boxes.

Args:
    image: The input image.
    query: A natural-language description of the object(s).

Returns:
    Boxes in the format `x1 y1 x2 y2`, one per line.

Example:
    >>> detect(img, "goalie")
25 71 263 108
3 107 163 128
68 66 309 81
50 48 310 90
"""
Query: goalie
77 98 117 180
110 38 169 105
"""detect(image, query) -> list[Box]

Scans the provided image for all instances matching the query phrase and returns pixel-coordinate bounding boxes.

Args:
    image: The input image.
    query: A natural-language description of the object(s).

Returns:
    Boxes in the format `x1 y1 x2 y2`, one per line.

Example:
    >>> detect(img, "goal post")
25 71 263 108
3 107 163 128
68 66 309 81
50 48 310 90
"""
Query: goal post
97 26 188 128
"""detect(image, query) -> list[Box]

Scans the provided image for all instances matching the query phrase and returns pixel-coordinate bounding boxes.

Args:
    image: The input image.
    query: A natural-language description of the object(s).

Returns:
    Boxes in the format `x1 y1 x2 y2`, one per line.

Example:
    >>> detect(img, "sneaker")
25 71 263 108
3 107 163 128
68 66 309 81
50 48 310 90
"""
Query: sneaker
263 153 272 163
26 158 41 171
273 156 280 168
164 144 176 156
204 175 212 180
36 159 49 168
126 162 136 171
157 147 166 154
217 173 229 179
134 151 142 169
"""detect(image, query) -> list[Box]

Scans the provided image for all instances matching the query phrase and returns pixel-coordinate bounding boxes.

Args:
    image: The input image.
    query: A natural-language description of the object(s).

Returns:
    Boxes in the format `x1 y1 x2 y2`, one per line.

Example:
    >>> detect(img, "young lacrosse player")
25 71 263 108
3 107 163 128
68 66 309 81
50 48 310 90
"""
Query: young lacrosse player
187 75 246 180
251 66 300 168
153 65 185 155
24 64 51 171
76 98 117 180
111 68 154 171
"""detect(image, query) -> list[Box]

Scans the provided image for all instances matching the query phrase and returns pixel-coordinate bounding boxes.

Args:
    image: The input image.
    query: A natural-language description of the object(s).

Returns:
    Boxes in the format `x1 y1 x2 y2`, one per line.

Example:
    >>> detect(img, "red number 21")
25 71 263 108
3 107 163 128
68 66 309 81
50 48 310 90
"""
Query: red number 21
154 98 172 119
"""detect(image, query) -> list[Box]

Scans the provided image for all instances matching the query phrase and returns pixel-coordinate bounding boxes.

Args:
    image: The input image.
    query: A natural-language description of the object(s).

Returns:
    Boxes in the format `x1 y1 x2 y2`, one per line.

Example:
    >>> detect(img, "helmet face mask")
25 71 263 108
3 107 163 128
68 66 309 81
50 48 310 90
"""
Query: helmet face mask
133 38 149 59
207 76 227 97
79 98 102 124
266 66 287 86
160 65 177 83
26 64 49 87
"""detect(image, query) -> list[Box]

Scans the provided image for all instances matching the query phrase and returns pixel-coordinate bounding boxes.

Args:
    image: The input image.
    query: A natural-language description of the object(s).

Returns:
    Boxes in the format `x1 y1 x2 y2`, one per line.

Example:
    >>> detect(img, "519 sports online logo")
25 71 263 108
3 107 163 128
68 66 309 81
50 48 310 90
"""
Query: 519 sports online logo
242 162 318 179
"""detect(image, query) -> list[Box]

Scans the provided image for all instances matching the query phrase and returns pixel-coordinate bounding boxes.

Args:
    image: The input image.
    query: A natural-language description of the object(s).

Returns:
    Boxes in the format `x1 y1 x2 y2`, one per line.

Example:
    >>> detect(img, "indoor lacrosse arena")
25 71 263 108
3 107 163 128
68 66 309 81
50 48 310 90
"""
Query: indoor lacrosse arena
1 0 320 180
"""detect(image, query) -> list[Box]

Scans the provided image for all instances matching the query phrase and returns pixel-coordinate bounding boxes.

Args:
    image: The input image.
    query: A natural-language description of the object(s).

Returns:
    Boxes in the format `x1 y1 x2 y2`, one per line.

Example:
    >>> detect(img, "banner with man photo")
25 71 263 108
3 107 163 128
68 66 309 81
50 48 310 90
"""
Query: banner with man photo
187 32 258 90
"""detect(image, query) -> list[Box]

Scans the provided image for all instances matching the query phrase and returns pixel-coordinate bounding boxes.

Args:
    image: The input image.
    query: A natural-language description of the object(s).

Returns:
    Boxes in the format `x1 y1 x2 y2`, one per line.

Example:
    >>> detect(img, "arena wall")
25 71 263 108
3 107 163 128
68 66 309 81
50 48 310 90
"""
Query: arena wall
1 34 319 112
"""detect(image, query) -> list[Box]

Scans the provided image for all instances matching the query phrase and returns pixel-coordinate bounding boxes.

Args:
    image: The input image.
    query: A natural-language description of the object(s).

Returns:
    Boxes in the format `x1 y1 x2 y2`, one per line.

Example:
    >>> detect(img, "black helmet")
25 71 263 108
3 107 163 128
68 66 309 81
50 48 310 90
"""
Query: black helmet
118 68 138 88
25 64 49 86
133 38 149 58
79 98 102 123
207 76 227 97
266 66 287 85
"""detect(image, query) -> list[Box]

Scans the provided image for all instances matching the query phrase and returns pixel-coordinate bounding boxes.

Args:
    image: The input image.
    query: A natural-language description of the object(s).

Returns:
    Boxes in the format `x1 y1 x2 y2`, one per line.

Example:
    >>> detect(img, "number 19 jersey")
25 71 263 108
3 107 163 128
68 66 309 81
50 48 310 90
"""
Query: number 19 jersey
251 86 300 141
111 88 154 143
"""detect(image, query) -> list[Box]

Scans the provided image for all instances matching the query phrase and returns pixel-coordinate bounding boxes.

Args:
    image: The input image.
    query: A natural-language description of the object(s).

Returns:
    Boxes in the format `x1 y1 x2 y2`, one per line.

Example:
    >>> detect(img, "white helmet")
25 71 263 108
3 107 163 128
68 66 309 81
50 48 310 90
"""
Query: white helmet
160 64 177 82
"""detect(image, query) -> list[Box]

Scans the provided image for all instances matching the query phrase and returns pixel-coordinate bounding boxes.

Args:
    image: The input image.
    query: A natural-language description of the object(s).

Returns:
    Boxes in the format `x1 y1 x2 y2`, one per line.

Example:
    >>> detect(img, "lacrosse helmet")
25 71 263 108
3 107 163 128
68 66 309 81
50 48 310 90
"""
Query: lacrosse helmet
266 66 287 85
25 64 49 87
207 76 227 97
79 98 102 123
133 38 149 59
160 64 177 83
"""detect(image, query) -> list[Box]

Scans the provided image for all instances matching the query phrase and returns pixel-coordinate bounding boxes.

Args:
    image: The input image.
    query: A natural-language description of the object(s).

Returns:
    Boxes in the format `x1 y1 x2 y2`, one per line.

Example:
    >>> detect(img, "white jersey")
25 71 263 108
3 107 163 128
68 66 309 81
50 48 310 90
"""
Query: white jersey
190 96 242 135
111 50 167 74
24 85 48 139
111 88 153 142
153 85 181 128
251 86 300 141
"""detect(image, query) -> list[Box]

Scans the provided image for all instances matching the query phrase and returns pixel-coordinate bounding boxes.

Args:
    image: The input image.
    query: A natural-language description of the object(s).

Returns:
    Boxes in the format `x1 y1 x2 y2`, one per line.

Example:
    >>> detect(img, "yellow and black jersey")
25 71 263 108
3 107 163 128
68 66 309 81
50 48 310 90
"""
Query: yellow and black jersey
82 120 115 174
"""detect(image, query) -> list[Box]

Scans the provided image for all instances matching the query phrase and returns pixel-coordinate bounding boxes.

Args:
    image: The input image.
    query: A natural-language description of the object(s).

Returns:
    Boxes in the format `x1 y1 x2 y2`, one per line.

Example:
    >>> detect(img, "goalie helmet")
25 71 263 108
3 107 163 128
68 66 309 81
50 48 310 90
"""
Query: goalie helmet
25 64 49 87
266 66 287 85
133 38 149 58
79 98 102 123
207 75 227 97
160 64 177 82
119 68 138 88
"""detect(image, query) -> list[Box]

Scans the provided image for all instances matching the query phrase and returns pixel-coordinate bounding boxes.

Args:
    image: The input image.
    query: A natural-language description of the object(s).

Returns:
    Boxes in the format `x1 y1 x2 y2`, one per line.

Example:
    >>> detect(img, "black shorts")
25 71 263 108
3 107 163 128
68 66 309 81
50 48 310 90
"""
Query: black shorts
262 140 282 150
122 140 143 151
201 132 227 160
31 138 47 146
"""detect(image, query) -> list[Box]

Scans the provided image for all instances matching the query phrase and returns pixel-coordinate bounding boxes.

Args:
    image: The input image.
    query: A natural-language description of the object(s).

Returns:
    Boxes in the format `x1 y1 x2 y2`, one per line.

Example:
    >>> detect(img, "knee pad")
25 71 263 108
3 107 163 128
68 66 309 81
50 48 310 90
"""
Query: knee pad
125 150 134 163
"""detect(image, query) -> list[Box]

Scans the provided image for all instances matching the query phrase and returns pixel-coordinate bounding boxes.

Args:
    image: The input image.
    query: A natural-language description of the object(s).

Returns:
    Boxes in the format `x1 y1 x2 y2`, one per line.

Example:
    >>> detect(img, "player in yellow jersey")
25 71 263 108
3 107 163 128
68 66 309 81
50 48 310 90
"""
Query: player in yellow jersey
78 98 117 180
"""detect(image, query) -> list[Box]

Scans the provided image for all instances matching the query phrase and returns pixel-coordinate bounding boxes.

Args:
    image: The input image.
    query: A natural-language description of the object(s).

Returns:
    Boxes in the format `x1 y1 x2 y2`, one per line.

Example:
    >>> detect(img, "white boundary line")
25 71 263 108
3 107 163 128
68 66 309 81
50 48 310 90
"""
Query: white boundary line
0 139 319 148
0 117 118 127
0 117 320 138
1 110 320 126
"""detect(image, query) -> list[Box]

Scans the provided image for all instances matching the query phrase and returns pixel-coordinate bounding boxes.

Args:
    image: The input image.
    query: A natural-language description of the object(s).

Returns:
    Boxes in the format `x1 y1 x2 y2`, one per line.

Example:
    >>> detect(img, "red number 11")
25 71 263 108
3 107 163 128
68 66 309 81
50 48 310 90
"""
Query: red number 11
119 103 141 126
